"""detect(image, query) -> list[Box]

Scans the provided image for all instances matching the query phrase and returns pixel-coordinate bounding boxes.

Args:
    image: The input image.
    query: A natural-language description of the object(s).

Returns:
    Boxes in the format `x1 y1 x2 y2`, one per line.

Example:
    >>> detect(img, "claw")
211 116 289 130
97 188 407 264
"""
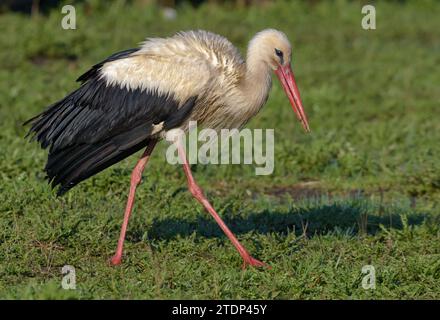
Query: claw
241 256 270 269
109 255 122 266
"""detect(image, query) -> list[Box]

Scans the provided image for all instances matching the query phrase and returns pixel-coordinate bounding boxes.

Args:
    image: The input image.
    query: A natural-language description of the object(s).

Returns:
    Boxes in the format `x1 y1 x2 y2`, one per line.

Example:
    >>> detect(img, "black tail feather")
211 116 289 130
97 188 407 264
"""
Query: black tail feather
46 125 156 196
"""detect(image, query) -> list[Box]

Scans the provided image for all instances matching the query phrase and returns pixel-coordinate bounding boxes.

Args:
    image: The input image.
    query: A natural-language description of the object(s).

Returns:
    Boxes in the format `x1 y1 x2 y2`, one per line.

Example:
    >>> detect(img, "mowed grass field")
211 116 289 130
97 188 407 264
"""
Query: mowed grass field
0 0 439 299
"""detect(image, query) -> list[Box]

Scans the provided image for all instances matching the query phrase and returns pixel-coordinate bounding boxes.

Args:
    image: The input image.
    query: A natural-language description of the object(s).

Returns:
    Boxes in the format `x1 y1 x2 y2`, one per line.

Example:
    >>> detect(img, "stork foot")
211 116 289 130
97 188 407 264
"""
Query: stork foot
241 255 270 269
109 255 122 266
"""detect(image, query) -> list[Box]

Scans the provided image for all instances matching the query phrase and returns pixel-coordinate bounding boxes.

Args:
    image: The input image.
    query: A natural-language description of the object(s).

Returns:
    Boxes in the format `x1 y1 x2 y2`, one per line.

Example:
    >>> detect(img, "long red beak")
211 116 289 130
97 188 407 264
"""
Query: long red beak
275 64 310 132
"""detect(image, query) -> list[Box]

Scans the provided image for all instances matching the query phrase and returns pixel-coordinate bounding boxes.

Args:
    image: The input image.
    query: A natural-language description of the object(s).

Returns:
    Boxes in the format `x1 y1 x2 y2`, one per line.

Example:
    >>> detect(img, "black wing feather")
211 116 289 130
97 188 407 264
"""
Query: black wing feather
25 49 197 195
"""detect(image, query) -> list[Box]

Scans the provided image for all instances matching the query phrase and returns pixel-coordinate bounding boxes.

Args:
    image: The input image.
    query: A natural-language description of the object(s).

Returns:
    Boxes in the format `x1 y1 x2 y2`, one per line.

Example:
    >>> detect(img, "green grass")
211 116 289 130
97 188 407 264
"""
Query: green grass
1 0 440 299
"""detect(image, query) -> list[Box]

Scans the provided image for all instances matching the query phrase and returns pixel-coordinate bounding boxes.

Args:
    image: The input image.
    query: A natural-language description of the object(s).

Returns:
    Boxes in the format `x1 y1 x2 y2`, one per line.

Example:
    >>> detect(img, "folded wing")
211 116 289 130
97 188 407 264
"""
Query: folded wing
25 48 210 195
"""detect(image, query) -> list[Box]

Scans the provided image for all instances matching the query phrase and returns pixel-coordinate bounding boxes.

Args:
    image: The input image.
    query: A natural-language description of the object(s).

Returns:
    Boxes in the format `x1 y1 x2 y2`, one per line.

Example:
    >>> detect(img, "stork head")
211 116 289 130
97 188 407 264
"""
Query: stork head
250 29 310 132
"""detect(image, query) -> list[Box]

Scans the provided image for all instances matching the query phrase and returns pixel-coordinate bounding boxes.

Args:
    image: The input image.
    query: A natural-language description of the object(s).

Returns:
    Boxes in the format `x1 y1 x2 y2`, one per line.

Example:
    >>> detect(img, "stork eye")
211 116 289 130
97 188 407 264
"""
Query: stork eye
275 48 283 58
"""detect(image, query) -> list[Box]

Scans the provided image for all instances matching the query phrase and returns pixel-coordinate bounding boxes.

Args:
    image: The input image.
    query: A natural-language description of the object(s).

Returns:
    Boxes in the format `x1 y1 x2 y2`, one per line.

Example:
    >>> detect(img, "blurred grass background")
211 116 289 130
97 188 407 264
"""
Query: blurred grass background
0 0 439 299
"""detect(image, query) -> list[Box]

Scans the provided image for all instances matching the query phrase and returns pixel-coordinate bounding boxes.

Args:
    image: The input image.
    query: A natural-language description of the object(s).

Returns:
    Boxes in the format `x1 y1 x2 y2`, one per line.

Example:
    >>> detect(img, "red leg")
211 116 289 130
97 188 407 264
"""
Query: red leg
176 142 268 269
110 140 157 266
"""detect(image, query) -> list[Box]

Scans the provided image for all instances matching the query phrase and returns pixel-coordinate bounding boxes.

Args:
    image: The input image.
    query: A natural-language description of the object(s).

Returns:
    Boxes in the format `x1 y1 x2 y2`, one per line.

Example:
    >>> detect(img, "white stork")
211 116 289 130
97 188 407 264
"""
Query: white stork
25 29 310 268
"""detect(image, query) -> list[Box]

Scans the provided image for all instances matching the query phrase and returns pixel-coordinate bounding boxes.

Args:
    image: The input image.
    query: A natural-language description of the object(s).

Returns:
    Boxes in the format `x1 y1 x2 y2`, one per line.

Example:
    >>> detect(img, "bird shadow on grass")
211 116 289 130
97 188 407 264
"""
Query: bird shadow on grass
129 197 432 242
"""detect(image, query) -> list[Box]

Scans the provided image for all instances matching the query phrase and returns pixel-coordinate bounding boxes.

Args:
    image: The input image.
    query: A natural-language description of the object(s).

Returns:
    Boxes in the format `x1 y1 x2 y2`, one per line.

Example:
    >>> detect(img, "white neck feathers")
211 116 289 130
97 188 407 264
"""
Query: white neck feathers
241 35 273 112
